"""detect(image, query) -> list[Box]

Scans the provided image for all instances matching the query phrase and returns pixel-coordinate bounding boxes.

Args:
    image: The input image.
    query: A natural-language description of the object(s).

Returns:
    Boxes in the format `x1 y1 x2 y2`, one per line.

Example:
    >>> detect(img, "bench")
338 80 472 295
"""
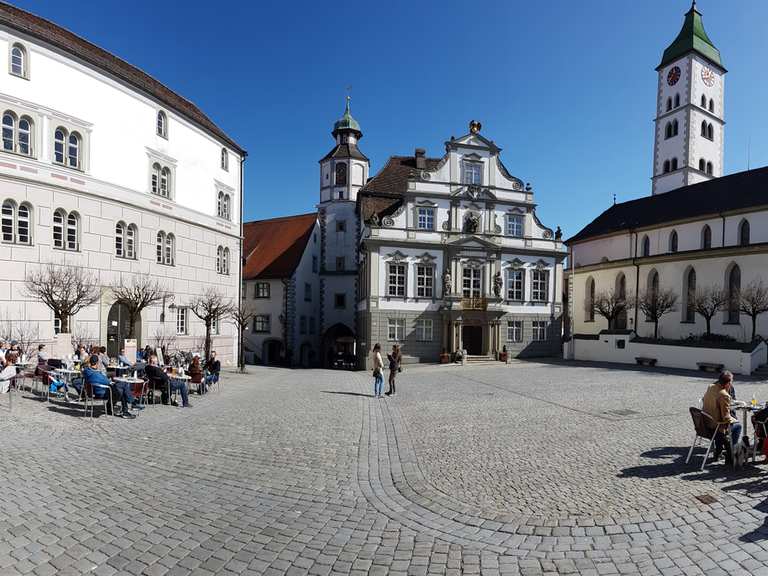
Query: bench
697 362 724 373
635 357 657 367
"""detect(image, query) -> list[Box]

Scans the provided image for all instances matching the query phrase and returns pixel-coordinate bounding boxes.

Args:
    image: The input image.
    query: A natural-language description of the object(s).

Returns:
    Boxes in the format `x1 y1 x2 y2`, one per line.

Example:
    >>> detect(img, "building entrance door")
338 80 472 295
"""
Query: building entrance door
462 325 483 355
107 302 140 358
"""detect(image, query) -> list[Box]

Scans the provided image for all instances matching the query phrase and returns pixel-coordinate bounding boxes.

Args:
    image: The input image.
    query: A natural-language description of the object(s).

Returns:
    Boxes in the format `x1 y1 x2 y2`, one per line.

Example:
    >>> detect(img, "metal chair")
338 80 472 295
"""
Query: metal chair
686 407 734 471
130 379 149 409
752 412 768 462
82 381 113 418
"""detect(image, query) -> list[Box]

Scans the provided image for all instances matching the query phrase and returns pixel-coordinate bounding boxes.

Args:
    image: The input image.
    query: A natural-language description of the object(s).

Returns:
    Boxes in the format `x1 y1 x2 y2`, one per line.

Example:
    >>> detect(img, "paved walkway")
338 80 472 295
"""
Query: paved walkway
2 362 768 575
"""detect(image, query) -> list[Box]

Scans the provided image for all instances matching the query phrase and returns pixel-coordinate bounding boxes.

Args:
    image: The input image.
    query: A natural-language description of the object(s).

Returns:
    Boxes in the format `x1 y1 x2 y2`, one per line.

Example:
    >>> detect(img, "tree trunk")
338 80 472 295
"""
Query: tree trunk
752 315 758 341
654 320 659 340
204 321 212 361
127 310 137 339
60 312 70 334
238 326 245 373
705 317 711 336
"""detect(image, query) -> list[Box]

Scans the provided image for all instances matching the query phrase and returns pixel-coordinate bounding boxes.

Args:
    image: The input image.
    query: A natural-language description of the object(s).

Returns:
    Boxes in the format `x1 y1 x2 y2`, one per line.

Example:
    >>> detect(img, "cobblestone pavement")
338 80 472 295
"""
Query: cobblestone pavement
3 362 768 575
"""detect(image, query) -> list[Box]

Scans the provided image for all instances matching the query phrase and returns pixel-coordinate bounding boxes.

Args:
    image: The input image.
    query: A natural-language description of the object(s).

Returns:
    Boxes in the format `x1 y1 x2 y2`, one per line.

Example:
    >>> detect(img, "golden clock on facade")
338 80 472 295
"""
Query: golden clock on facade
701 66 716 87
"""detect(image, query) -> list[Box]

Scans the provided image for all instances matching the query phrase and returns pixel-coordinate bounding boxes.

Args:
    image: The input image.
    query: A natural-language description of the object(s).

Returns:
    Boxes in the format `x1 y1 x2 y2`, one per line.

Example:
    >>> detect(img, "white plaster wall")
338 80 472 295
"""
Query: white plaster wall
291 221 321 361
570 233 632 267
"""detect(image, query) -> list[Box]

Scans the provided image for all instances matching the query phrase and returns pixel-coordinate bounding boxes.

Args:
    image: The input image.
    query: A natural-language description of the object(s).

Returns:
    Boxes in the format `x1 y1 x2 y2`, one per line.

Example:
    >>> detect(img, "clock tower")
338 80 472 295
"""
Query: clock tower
652 1 725 195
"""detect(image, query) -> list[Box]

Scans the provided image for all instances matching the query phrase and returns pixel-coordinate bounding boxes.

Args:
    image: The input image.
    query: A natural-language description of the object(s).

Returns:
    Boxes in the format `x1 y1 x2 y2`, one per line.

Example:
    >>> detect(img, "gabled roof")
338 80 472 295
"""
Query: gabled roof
0 2 245 154
243 213 317 280
657 2 723 71
320 142 368 162
566 166 768 245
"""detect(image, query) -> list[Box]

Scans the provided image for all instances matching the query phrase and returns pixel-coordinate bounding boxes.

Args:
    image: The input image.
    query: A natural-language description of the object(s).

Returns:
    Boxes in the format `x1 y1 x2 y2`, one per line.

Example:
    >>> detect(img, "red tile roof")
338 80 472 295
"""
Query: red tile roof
243 214 317 280
0 2 245 154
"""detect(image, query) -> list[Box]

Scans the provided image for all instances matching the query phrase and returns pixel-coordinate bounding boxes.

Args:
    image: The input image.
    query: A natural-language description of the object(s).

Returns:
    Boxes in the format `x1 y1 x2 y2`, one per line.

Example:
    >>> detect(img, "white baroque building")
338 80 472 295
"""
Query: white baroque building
567 3 768 345
0 5 245 361
358 121 566 366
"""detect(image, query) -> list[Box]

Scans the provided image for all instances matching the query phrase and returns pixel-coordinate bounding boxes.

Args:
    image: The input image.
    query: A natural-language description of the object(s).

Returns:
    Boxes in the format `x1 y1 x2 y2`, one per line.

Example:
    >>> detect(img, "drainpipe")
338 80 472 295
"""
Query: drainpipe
632 230 640 331
238 151 247 368
720 213 726 247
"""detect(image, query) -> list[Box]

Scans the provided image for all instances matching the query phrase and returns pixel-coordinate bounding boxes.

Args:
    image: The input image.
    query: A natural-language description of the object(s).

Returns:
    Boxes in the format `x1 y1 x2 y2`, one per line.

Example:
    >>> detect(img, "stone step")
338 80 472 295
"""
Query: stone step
466 355 496 363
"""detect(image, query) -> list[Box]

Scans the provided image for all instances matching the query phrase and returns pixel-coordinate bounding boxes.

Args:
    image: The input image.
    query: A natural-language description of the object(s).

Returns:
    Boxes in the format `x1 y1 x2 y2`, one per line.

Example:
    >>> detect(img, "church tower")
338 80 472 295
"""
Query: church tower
317 99 369 363
652 1 725 195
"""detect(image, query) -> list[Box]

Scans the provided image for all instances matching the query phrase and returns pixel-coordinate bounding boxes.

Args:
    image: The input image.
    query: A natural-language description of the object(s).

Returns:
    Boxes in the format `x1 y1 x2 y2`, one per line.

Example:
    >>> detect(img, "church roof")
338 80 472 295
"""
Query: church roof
243 213 317 280
320 142 368 162
657 2 723 71
358 155 442 222
566 166 768 245
332 98 361 136
0 2 245 154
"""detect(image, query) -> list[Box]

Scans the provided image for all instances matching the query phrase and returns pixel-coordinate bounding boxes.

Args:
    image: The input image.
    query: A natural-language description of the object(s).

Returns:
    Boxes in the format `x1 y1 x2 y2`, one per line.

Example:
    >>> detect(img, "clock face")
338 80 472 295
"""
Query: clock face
701 66 716 87
667 66 681 86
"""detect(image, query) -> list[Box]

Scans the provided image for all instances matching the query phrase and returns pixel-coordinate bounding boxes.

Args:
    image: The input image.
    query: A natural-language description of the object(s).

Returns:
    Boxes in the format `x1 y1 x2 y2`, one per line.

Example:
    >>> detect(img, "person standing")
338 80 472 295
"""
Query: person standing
385 344 401 396
371 343 384 398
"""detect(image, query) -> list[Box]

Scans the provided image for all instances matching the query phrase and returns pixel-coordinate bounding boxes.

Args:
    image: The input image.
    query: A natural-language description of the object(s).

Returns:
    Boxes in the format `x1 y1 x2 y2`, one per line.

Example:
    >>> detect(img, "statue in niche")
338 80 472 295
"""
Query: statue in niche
464 213 480 234
442 269 452 296
493 271 503 298
370 213 380 226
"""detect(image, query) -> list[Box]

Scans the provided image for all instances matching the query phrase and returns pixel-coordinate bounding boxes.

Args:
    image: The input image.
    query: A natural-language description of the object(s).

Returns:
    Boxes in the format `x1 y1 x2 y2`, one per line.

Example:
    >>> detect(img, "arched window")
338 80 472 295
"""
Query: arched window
10 44 26 77
160 167 170 198
684 267 696 323
665 122 672 139
335 163 347 186
739 219 750 247
615 273 628 329
66 211 79 251
53 209 77 250
2 111 15 151
727 264 741 324
224 194 231 220
67 132 81 168
672 119 679 136
699 158 706 171
216 246 223 274
701 225 712 249
156 231 165 263
1 199 15 242
126 224 136 259
151 163 161 194
53 209 65 249
54 127 66 164
585 277 595 322
220 147 228 171
156 110 167 138
217 192 231 220
706 161 713 175
666 97 672 112
663 160 671 174
707 123 714 140
165 233 175 266
709 99 715 113
669 230 678 253
223 247 230 275
701 120 707 138
17 202 30 245
671 157 678 171
646 269 660 322
115 221 125 257
18 116 31 155
701 94 707 108
641 235 650 257
674 93 680 108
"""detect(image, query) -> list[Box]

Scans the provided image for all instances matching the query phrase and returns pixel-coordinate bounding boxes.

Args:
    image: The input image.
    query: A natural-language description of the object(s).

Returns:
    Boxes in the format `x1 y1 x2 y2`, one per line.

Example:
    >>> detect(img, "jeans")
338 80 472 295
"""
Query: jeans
373 373 383 397
731 421 742 446
162 378 190 407
387 370 396 395
111 381 134 414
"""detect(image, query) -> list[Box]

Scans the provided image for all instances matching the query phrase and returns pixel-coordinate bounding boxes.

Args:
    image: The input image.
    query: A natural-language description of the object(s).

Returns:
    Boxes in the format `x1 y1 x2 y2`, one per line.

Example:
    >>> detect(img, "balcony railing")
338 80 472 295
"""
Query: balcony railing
461 297 487 311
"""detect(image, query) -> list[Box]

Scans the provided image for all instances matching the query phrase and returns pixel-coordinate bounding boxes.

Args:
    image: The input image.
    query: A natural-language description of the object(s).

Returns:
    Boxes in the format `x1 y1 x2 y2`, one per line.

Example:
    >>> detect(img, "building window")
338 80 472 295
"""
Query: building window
664 120 679 139
663 160 670 174
2 112 14 152
506 214 524 237
220 147 228 171
150 163 173 199
54 127 82 169
254 282 270 298
67 132 81 168
115 222 137 259
531 270 548 302
532 321 548 342
52 209 79 251
462 267 481 298
115 222 125 257
706 161 713 175
217 191 231 220
666 97 672 112
416 319 433 342
646 269 660 322
309 317 316 335
674 93 680 108
156 231 174 265
387 318 406 341
739 220 750 247
684 267 696 323
699 158 706 171
701 94 707 108
312 255 318 273
300 316 307 335
53 313 62 335
211 315 220 335
9 43 26 78
585 277 595 322
336 220 346 232
417 207 434 230
334 293 346 309
336 256 345 271
709 99 715 113
304 282 311 302
176 307 187 335
671 157 678 171
506 268 524 301
157 110 167 138
1 200 32 245
416 265 434 298
702 225 712 249
1 112 33 156
507 320 523 342
126 224 136 259
253 315 270 333
335 163 347 186
388 263 406 297
669 230 678 253
727 264 741 324
216 246 230 275
641 235 650 257
462 161 482 185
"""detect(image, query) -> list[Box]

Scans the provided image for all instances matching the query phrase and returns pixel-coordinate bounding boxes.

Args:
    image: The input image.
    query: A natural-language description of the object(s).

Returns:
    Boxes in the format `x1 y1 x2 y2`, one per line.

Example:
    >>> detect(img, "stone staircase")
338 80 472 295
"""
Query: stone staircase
465 355 498 365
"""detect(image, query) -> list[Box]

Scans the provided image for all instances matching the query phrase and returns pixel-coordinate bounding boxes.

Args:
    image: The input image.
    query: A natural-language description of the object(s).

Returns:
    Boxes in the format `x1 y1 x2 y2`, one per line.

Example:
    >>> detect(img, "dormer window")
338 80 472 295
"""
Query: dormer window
506 214 524 238
416 207 434 230
462 161 482 185
9 43 27 78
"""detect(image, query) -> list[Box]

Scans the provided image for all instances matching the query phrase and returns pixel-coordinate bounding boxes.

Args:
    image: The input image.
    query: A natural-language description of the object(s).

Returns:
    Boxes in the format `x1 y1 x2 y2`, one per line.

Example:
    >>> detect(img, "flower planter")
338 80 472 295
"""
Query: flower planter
440 353 450 364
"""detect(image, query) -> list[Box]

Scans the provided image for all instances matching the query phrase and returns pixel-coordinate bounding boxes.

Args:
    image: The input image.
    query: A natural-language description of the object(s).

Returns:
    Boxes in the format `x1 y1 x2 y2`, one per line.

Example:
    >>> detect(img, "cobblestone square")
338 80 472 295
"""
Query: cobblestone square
3 361 768 575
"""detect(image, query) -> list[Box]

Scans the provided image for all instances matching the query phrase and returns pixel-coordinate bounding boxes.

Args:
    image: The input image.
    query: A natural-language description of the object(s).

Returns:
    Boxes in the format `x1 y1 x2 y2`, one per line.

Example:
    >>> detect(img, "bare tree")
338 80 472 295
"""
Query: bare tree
637 288 678 340
152 327 176 360
24 264 99 333
693 286 729 337
230 304 255 373
739 280 768 341
188 288 236 361
12 321 39 358
71 325 97 351
111 276 166 339
592 289 631 330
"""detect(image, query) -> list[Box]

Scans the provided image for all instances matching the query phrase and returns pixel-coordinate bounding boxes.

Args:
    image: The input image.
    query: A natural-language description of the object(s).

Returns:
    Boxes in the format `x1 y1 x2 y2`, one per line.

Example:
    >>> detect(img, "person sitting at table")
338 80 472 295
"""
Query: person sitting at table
118 348 134 368
37 343 49 365
188 355 204 394
75 345 88 362
203 351 220 394
703 371 741 462
82 355 135 418
97 346 110 370
145 355 191 408
0 353 18 393
0 340 7 361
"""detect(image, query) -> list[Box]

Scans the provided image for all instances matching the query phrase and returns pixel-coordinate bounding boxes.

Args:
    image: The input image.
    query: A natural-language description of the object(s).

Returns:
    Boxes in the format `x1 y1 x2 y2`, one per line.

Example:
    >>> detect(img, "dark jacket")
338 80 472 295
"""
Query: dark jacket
204 359 220 375
144 364 169 386
188 362 203 384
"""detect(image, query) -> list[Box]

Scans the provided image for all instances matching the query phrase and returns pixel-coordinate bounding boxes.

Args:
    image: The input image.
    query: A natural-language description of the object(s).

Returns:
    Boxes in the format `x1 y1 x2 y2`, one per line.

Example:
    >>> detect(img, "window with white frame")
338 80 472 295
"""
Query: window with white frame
53 209 79 251
417 207 435 230
211 315 219 335
156 110 168 138
9 43 27 78
387 263 406 297
1 200 32 245
462 161 482 185
254 282 270 299
176 307 187 335
507 320 523 342
387 318 406 341
217 191 232 220
506 268 524 301
415 318 433 342
462 267 481 298
220 147 228 171
156 231 175 265
150 163 173 199
416 265 434 298
531 269 548 302
216 246 230 275
1 111 33 156
506 214 524 237
54 313 66 335
53 127 82 169
532 321 548 341
115 222 136 259
253 315 270 333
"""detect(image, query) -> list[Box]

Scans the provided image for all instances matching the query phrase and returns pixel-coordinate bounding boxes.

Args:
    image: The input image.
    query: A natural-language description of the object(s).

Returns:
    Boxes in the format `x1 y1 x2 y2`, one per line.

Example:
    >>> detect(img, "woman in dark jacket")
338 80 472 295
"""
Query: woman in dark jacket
385 345 401 396
188 356 204 394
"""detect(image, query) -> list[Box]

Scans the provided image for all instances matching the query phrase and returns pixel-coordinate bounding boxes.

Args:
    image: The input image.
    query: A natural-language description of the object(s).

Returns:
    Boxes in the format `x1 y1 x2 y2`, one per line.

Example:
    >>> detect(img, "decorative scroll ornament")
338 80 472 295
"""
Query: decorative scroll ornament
441 220 451 231
382 216 394 228
509 258 524 268
543 229 553 239
370 213 380 227
464 213 480 234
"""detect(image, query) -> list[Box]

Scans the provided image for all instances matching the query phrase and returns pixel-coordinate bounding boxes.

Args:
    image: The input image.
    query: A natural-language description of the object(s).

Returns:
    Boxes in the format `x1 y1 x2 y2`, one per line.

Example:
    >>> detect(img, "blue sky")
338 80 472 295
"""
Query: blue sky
12 0 768 237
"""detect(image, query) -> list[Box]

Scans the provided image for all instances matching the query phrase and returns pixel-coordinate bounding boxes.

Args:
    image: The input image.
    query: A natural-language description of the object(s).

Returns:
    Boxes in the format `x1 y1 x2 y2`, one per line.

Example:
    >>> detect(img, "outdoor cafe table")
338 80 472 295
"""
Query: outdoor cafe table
53 368 80 401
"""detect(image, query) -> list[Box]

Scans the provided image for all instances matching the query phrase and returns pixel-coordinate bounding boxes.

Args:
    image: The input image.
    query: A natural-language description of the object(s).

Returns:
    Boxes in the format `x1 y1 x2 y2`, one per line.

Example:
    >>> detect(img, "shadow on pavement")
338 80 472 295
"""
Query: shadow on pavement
320 390 374 398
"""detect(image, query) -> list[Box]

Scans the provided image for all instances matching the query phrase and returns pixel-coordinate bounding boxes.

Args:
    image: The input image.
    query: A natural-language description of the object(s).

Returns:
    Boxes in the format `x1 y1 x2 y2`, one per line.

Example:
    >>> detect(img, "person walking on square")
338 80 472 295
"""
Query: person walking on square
371 343 384 398
385 344 401 396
